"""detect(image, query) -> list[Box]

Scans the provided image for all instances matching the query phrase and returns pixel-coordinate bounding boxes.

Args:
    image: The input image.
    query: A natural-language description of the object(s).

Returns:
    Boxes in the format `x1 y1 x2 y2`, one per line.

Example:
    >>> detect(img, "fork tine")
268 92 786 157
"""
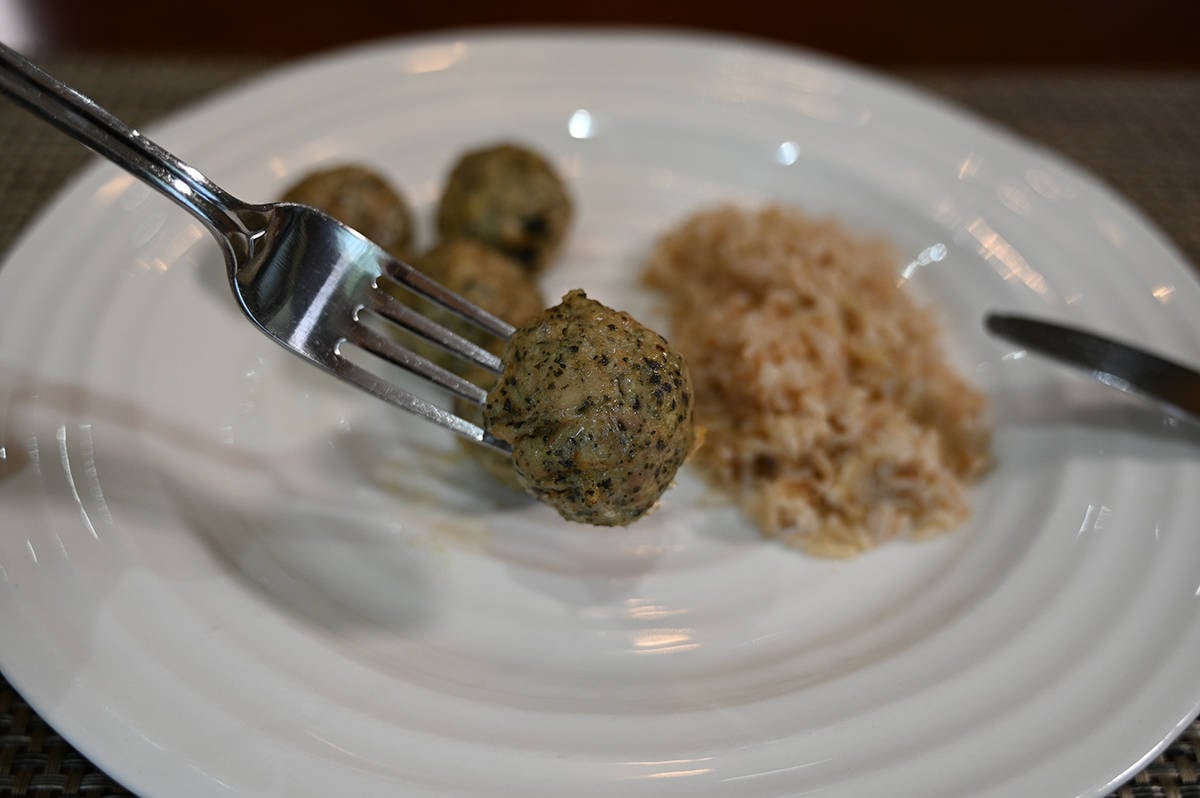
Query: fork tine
383 258 517 341
329 352 511 453
367 280 503 375
346 319 489 406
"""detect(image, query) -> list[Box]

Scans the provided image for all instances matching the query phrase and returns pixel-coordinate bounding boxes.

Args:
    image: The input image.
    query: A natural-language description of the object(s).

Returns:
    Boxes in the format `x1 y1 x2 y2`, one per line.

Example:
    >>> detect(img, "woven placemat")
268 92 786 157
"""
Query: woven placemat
0 55 1197 798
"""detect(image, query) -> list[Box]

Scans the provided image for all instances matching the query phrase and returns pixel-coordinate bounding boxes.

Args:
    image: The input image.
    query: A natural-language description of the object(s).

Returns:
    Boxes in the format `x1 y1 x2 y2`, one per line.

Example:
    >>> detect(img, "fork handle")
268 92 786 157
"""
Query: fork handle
0 42 256 262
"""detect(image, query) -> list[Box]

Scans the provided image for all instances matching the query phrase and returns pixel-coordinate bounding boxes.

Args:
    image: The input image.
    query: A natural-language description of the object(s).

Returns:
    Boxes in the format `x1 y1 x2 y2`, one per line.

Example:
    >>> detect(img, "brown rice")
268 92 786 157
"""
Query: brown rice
643 204 990 557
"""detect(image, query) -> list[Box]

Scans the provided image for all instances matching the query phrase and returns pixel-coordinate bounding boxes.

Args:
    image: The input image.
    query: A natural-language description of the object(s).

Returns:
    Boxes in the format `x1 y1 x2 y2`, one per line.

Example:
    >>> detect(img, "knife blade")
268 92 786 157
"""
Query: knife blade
984 313 1200 422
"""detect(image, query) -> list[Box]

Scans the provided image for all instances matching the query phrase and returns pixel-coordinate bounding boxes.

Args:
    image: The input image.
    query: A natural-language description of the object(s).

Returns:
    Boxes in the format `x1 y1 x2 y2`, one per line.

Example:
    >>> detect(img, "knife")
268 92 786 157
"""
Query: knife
984 313 1200 423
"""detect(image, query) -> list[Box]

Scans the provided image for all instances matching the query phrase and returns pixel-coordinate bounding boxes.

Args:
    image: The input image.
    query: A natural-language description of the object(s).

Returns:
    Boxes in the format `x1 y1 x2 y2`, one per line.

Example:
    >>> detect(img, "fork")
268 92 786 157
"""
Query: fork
0 43 513 452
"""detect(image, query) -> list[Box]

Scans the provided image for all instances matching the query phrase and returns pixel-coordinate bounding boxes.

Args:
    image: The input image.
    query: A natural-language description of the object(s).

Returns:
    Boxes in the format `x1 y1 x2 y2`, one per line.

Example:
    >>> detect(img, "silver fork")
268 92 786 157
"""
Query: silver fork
0 43 512 452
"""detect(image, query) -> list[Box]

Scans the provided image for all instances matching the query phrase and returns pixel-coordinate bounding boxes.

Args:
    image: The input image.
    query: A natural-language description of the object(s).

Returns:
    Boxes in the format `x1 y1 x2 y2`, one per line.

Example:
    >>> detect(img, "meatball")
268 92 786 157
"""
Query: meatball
484 290 695 526
410 239 545 360
436 143 572 272
281 164 415 259
403 239 545 491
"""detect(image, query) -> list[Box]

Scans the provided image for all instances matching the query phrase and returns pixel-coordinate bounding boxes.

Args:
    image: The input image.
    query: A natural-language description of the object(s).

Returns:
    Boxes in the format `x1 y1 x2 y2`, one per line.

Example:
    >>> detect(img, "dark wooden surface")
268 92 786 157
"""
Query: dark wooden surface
6 0 1200 67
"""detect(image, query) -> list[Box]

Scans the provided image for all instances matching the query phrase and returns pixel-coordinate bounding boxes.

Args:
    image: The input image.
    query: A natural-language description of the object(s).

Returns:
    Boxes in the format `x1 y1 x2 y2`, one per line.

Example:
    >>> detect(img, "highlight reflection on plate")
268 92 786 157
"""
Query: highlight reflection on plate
1 30 1198 798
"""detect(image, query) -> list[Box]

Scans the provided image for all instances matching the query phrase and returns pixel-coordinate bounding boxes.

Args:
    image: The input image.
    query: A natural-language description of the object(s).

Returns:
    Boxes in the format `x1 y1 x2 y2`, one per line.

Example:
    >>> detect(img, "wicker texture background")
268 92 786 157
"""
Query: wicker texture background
0 56 1197 798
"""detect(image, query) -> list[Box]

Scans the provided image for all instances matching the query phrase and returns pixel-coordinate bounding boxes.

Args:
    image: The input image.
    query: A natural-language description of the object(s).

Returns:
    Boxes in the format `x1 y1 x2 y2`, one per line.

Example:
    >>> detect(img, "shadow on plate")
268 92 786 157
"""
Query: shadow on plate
0 367 442 637
336 421 535 516
337 420 675 609
165 474 441 634
986 378 1200 464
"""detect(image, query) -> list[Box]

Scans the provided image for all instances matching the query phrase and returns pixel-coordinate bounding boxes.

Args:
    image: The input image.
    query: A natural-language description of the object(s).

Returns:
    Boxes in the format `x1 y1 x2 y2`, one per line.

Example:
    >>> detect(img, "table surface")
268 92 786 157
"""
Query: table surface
0 52 1197 798
15 0 1200 68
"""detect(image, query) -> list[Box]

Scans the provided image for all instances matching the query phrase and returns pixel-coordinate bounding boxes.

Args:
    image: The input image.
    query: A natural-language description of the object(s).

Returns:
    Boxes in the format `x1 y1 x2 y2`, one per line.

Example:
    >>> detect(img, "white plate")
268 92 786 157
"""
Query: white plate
2 30 1199 798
